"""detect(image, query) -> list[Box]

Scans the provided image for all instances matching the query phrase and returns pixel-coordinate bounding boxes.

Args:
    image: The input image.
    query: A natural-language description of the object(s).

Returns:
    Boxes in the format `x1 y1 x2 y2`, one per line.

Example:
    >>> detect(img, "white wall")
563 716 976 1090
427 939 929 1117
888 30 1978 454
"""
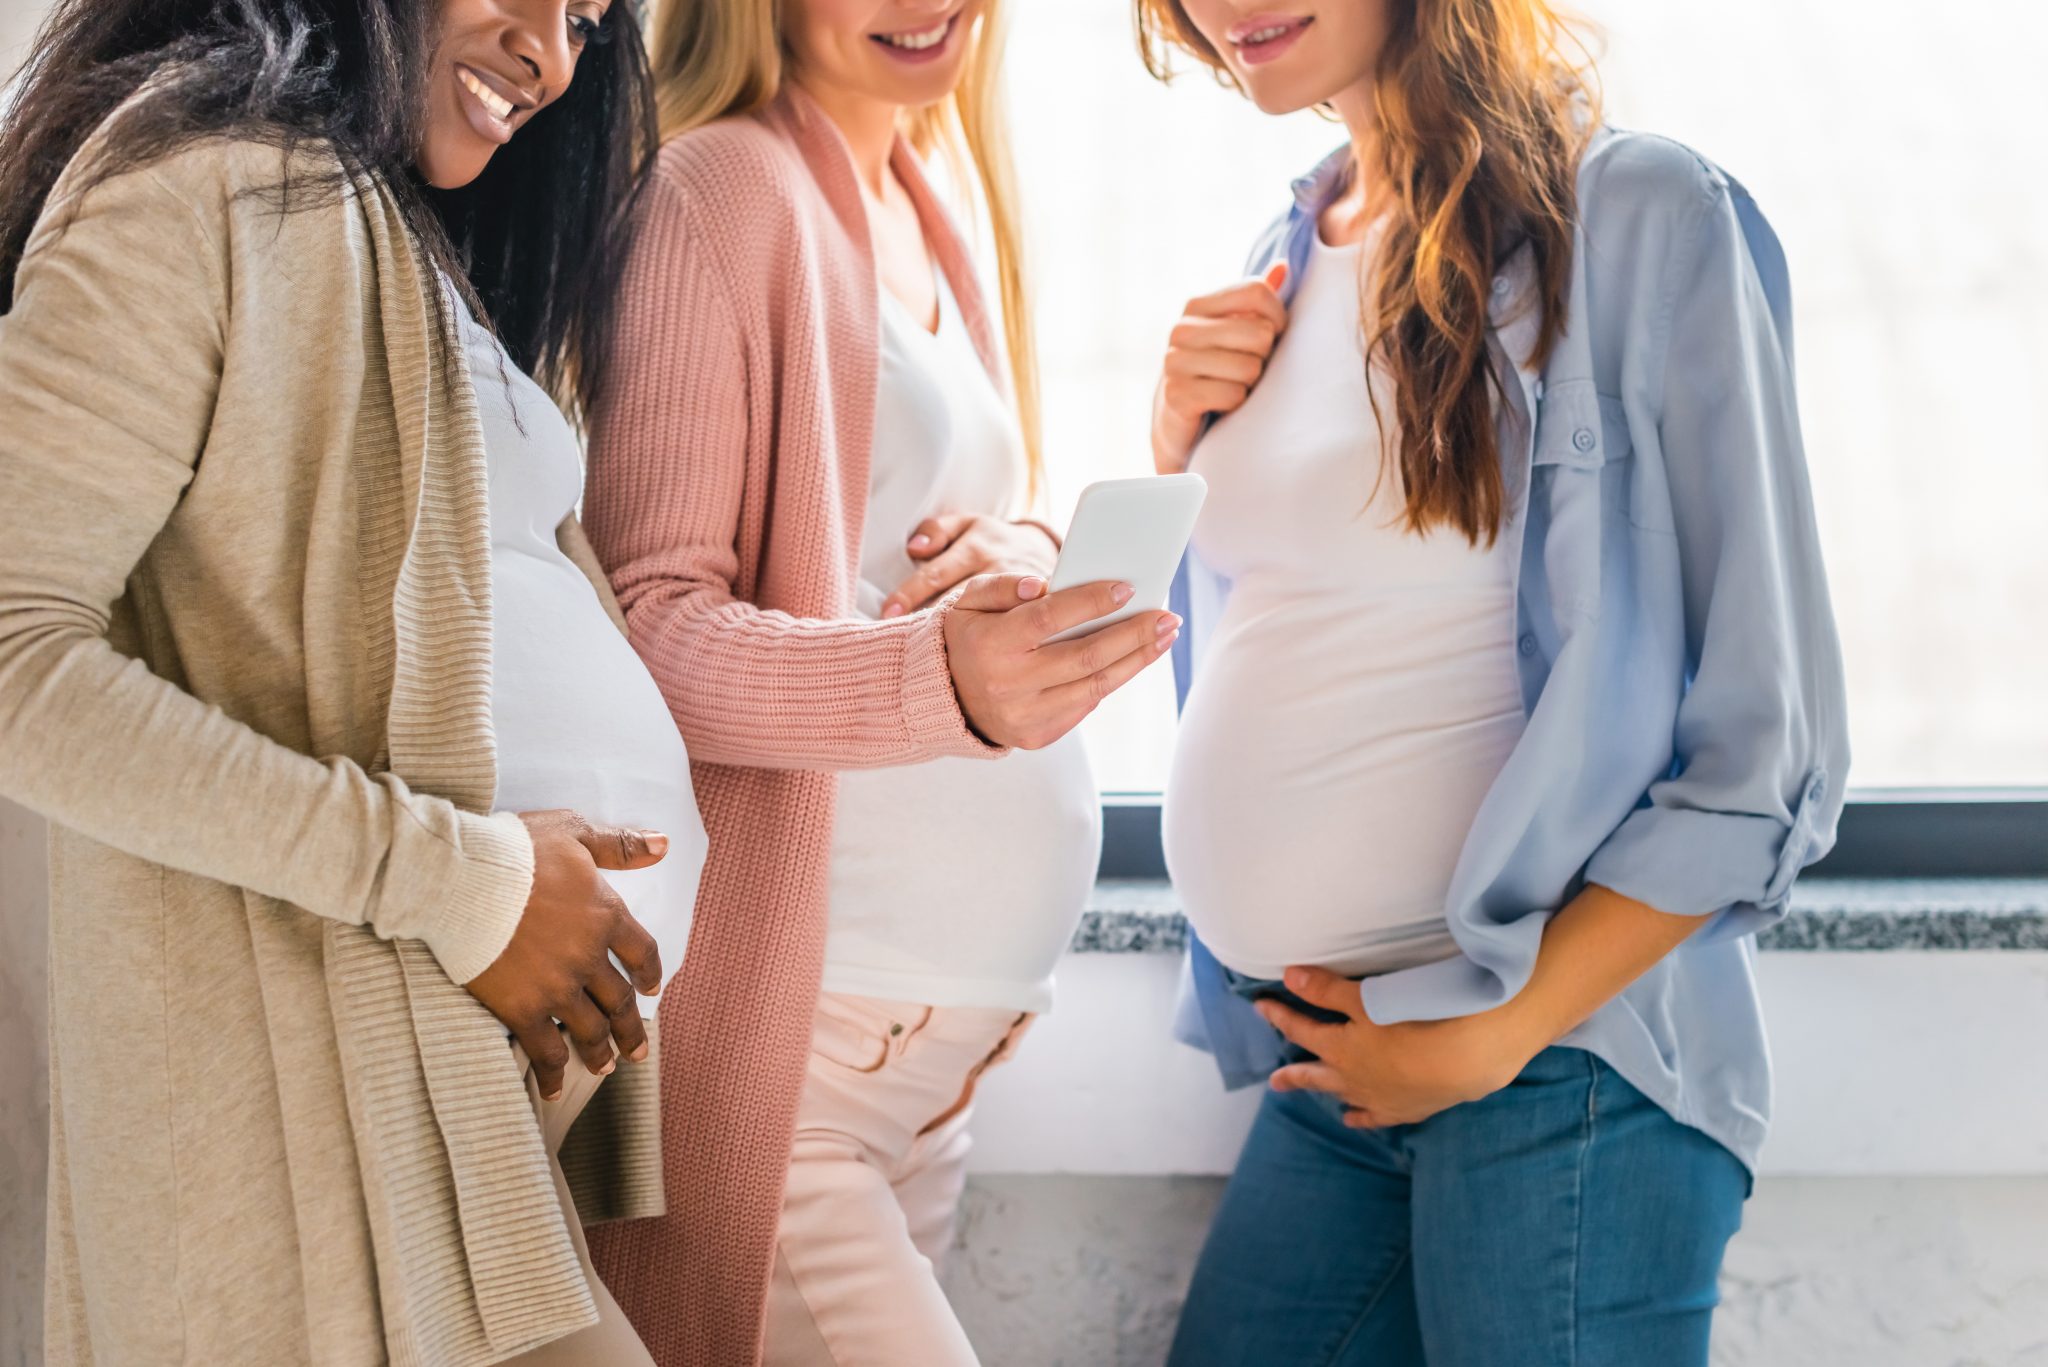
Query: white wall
966 951 2048 1178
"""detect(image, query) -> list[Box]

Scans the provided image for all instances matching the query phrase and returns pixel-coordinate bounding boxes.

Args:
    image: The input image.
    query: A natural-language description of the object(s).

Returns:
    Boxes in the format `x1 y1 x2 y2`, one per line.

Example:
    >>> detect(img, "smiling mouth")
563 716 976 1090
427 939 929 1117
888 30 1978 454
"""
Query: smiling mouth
458 68 514 120
1229 13 1314 53
871 14 956 53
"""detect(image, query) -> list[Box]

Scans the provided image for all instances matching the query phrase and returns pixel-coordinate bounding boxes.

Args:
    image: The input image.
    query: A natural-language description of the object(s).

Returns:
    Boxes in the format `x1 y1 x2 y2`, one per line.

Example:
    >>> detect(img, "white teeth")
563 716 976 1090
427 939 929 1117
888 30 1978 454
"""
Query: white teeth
1243 24 1292 43
459 68 514 120
878 20 949 51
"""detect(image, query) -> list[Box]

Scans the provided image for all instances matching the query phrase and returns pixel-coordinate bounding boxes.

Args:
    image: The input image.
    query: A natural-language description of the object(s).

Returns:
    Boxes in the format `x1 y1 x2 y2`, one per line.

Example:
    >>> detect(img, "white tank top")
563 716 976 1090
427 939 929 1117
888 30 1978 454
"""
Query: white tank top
460 292 708 1012
821 270 1101 1015
1162 227 1527 982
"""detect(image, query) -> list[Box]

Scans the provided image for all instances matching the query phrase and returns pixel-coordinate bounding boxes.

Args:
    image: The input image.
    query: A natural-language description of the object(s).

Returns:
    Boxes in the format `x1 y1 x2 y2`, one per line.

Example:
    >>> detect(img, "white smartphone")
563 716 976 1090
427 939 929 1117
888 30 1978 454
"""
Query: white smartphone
1043 474 1208 644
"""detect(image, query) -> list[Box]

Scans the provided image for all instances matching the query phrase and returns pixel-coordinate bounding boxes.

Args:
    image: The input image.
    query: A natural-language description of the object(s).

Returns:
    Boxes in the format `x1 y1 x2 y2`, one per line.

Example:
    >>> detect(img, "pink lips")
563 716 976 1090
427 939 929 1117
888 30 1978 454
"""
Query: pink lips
1227 12 1313 67
869 13 960 65
453 62 537 147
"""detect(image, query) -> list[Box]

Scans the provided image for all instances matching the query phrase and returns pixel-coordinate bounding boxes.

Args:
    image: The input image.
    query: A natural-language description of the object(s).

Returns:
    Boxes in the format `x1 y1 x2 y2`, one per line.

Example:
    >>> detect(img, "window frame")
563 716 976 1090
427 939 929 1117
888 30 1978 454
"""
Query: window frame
1096 791 2048 881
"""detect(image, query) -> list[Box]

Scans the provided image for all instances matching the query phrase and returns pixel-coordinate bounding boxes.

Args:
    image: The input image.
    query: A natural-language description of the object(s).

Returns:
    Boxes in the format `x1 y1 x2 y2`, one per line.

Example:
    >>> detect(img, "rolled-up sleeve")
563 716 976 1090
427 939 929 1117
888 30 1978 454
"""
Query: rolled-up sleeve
1581 178 1850 938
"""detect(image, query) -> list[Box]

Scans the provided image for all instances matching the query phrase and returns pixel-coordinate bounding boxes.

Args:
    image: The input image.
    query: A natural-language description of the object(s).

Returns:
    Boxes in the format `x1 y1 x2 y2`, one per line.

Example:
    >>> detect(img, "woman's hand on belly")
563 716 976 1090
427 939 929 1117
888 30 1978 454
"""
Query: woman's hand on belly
465 810 668 1101
880 513 1060 619
1255 965 1538 1129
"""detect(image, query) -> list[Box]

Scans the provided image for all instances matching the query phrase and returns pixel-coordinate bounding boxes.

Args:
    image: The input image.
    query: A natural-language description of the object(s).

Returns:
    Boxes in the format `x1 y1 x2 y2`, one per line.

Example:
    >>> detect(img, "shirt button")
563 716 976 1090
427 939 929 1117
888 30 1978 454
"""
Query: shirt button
1572 427 1597 453
1492 275 1511 296
1807 778 1826 803
1518 633 1538 657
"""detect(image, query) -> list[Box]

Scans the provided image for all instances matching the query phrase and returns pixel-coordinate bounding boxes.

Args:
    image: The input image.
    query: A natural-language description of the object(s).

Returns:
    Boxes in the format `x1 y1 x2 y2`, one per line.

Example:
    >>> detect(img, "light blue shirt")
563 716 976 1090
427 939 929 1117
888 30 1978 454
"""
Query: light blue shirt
1168 128 1851 1173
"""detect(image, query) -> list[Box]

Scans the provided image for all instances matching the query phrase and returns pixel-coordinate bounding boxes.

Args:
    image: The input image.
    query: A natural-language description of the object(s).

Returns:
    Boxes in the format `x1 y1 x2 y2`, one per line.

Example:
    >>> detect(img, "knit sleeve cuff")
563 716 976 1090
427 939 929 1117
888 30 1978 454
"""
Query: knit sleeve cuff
902 596 1008 760
1015 517 1064 552
421 809 536 985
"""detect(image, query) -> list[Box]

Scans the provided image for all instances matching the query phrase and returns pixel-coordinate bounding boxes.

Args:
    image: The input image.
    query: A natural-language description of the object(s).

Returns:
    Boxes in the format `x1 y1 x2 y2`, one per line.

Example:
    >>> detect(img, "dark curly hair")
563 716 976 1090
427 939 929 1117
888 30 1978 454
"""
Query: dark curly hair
0 0 658 416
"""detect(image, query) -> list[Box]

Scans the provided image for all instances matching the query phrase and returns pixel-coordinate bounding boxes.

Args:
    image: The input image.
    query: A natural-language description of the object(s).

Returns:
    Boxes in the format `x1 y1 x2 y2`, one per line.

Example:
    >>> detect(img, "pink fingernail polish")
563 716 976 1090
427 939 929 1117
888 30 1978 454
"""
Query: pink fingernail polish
909 535 930 550
883 602 905 618
1111 582 1135 604
1157 613 1182 636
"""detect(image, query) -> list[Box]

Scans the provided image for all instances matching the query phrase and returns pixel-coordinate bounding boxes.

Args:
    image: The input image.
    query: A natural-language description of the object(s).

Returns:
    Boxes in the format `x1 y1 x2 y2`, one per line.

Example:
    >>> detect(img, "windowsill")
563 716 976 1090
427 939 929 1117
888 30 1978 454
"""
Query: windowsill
1074 878 2048 954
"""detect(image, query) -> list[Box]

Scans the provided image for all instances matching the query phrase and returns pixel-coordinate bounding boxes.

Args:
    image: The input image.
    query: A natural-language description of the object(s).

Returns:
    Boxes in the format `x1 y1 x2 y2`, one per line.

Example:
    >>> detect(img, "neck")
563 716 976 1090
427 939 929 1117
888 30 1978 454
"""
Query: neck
794 75 900 195
1324 81 1391 238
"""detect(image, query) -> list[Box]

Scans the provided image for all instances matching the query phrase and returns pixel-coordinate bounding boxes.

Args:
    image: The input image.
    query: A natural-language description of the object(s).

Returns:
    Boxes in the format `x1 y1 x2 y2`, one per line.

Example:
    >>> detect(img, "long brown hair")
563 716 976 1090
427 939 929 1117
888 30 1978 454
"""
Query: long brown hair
644 0 1043 498
1136 0 1597 543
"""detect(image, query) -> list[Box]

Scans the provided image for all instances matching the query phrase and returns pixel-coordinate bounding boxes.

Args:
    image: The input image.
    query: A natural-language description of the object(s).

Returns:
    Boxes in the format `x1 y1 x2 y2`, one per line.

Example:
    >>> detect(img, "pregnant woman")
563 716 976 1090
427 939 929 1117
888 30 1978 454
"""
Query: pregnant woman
0 2 702 1362
580 2 1168 1362
1140 0 1850 1362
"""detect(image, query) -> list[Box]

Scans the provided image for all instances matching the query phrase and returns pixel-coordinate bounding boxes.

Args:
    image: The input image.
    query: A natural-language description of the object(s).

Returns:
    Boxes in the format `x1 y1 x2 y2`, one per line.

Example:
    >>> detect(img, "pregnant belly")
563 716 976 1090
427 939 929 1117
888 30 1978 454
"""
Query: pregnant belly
491 581 709 1005
827 733 1102 987
1163 597 1524 980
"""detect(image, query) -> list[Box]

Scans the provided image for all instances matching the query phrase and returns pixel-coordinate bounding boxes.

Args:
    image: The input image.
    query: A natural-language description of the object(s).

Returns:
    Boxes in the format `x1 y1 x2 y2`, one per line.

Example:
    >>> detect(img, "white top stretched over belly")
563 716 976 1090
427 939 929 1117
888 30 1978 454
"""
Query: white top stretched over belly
1163 227 1525 982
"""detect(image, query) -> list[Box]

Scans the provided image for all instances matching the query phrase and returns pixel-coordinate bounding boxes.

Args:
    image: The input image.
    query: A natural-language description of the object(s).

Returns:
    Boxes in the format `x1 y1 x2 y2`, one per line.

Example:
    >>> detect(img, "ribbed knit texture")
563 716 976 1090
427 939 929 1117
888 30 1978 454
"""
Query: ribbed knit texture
0 126 655 1365
582 88 1008 1366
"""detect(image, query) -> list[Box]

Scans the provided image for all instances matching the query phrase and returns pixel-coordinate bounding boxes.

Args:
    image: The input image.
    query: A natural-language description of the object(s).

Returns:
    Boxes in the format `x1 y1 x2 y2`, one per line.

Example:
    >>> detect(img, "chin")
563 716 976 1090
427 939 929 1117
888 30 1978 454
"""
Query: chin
869 60 971 109
1238 76 1329 117
418 139 494 191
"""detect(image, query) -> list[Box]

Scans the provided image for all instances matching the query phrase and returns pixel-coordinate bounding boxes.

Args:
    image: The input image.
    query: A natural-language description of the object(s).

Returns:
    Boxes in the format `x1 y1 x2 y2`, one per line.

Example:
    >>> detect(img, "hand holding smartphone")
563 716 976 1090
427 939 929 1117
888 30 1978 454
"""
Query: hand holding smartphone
1044 474 1208 644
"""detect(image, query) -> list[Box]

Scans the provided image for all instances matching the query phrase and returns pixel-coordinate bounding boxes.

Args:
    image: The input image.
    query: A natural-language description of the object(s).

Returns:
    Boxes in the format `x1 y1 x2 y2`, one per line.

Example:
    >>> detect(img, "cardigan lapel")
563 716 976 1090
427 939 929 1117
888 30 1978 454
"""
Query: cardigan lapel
320 165 596 1366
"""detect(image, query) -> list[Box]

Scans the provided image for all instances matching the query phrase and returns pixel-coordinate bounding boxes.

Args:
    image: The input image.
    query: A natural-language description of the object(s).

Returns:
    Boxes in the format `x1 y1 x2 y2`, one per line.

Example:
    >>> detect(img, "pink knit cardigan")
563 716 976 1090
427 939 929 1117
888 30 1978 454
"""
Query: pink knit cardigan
581 87 1010 1365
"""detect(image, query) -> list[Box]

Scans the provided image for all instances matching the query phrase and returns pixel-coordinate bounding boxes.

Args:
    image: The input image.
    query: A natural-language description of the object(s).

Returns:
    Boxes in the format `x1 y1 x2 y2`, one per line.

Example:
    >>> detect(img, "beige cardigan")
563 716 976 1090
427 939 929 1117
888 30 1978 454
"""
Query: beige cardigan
0 130 657 1365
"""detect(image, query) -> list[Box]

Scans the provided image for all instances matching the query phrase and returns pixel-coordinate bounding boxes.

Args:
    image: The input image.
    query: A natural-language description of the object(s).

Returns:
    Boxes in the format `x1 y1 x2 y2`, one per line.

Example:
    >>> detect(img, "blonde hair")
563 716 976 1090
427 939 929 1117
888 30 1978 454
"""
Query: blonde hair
645 0 1042 498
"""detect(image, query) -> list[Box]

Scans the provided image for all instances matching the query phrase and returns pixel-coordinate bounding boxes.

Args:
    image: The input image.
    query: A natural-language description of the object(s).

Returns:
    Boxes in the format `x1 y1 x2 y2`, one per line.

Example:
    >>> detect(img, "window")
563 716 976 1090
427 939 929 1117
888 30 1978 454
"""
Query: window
1007 0 2048 819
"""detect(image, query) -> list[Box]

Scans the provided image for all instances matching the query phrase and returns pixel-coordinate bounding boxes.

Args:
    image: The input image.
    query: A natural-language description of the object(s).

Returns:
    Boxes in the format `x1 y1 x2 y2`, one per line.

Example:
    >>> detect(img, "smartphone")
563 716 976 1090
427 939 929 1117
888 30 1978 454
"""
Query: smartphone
1043 474 1208 644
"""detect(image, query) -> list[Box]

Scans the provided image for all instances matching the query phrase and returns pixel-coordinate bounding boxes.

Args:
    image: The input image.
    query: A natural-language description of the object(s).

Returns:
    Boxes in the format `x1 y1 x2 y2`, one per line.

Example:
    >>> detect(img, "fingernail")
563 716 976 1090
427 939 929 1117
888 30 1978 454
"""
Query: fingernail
599 1058 616 1076
1018 577 1046 600
882 601 905 618
544 1087 563 1101
1285 967 1305 990
909 534 931 550
1157 630 1180 653
1111 582 1135 604
640 831 669 856
1156 613 1182 636
630 1042 649 1062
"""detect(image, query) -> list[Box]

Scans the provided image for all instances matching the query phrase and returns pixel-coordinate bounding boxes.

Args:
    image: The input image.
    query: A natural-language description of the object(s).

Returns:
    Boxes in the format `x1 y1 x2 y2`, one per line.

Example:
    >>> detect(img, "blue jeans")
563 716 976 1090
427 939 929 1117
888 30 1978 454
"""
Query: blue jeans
1167 1046 1748 1367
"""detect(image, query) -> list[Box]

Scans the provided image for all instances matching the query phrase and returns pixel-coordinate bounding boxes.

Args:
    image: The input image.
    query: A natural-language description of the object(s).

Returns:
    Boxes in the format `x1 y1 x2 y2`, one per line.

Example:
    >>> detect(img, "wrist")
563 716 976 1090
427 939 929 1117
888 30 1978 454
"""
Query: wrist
431 810 536 985
1150 388 1194 474
1014 516 1063 553
933 600 1005 753
1483 993 1558 1083
1151 423 1193 475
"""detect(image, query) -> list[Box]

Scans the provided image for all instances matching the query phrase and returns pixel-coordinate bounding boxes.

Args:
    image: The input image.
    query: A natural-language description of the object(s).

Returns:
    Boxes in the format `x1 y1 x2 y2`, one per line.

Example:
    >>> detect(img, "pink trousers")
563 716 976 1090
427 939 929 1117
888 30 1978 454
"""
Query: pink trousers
762 992 1032 1367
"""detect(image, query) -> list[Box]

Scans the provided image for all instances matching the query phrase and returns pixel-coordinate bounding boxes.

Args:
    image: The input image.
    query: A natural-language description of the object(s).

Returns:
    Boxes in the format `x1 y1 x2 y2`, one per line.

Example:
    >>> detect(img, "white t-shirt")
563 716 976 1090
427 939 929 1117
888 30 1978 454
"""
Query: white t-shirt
821 271 1101 1014
461 295 708 1014
1162 226 1527 983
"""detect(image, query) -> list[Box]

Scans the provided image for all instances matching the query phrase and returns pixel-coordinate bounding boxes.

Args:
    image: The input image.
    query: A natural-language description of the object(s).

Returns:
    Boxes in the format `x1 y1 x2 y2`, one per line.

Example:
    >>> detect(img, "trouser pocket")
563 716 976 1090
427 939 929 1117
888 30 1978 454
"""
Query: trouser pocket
810 993 932 1073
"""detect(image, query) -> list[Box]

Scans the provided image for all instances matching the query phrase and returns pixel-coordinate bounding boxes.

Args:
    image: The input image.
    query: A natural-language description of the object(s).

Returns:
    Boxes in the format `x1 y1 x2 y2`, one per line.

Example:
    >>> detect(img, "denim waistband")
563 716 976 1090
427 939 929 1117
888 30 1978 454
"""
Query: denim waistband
1218 966 1353 1027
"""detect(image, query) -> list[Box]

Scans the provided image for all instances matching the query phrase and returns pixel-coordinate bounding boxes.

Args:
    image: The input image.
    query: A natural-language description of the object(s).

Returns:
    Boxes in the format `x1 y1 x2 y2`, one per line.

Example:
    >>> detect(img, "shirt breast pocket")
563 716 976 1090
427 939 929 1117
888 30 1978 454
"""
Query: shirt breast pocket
1533 381 1671 536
